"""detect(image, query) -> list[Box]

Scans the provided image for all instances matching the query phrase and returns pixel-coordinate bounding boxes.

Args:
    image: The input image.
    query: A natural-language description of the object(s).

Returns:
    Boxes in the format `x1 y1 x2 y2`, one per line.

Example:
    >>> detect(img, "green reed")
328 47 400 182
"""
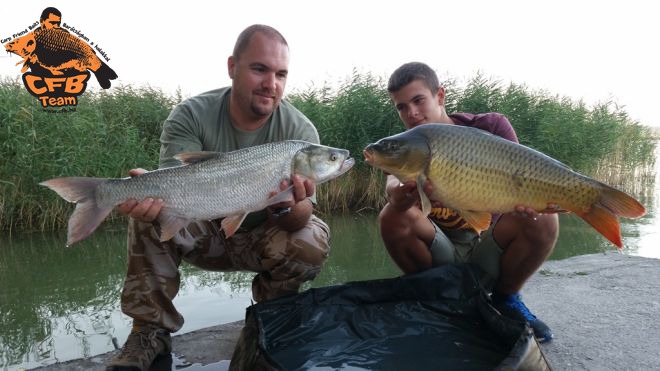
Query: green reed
0 72 657 231
0 77 177 232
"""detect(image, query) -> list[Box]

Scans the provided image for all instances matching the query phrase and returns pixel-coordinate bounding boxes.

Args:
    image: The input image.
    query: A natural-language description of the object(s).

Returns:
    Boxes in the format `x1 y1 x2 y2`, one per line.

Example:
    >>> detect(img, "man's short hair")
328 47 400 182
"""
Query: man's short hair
233 24 288 60
40 7 61 22
388 62 440 94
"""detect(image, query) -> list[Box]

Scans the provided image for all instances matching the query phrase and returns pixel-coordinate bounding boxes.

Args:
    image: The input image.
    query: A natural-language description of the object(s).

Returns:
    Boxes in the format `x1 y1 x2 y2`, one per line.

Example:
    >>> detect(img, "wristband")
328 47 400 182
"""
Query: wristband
270 206 292 218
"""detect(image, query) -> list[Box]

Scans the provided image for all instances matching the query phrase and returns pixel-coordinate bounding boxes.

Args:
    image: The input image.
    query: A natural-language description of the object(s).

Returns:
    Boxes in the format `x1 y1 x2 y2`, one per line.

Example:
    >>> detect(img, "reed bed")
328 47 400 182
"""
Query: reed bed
0 72 656 232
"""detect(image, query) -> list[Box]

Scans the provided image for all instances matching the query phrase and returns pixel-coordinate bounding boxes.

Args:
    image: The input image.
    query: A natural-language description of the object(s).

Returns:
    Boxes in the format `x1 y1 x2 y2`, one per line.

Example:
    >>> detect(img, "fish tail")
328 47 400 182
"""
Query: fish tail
575 185 646 250
599 185 646 219
93 62 118 89
40 177 113 246
575 203 623 249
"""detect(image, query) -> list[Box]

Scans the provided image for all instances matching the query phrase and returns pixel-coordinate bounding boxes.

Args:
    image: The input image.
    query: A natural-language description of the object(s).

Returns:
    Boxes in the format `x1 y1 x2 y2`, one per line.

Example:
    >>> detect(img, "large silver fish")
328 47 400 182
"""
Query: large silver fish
41 140 354 246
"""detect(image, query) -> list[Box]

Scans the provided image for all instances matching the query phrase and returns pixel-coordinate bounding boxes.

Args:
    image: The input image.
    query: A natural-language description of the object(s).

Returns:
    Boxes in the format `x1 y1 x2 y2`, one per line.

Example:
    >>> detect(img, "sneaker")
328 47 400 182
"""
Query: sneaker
492 292 554 343
106 323 172 371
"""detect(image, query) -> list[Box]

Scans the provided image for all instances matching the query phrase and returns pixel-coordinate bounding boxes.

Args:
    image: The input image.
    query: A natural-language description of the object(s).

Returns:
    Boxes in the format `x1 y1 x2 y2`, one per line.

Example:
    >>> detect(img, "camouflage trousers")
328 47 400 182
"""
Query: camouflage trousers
120 215 330 332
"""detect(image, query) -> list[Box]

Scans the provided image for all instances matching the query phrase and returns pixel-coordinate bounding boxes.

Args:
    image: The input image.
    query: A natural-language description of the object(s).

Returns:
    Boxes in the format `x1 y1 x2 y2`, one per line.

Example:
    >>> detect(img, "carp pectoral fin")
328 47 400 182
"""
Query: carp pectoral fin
157 214 191 242
458 210 491 234
416 175 431 216
221 213 249 238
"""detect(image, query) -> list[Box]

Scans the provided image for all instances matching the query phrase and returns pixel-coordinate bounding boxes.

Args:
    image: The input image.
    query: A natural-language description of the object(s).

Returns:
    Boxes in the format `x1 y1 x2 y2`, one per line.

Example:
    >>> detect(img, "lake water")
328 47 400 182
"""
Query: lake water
1 153 658 370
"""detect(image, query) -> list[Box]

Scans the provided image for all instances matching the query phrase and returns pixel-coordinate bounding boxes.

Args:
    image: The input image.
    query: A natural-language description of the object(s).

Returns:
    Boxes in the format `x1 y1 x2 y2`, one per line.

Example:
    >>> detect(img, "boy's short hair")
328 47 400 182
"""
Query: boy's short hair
388 62 440 94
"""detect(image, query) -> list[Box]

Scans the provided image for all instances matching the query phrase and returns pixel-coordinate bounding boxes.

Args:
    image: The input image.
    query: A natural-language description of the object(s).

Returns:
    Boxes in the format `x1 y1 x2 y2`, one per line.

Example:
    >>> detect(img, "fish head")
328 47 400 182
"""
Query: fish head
293 144 355 184
5 33 36 58
363 130 429 181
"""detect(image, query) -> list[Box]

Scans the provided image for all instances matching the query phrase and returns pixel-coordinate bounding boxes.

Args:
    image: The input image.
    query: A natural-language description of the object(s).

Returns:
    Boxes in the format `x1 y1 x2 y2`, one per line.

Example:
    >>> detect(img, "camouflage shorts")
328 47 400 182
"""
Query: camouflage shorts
120 215 330 332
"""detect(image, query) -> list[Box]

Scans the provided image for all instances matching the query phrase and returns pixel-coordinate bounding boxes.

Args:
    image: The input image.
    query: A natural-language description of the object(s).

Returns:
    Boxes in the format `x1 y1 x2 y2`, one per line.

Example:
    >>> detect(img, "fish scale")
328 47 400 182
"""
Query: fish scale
364 123 645 248
42 140 354 246
98 141 314 218
425 125 598 212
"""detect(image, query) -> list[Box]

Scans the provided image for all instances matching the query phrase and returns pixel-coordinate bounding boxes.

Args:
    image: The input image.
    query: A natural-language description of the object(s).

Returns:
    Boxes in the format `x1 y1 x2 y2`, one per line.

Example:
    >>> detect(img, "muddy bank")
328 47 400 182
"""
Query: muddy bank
33 252 660 370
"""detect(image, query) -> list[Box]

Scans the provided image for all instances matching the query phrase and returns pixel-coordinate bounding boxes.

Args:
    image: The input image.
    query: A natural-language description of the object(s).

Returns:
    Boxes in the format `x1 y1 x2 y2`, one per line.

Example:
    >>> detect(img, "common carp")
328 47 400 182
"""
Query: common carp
41 141 354 246
363 123 646 249
5 27 117 88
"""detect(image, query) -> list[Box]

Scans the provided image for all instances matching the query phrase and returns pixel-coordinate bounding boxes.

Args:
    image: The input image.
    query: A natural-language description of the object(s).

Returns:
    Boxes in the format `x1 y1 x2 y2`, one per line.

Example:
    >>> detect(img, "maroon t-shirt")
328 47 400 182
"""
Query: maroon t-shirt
427 112 518 232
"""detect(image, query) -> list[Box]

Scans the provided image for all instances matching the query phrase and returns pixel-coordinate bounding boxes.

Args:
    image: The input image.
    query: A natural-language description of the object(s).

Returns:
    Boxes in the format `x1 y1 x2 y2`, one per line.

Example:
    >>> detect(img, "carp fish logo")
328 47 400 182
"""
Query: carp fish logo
4 7 117 111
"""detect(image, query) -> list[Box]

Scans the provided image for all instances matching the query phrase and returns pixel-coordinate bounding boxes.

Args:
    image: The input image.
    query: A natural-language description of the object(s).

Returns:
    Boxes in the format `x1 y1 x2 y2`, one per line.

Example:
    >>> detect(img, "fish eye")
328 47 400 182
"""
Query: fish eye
330 154 337 161
384 140 398 151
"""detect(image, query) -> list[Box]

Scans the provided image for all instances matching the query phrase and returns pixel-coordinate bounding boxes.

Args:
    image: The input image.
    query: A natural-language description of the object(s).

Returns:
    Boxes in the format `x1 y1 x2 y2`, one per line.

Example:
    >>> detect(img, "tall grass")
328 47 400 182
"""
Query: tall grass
0 77 177 232
292 72 657 214
0 72 656 231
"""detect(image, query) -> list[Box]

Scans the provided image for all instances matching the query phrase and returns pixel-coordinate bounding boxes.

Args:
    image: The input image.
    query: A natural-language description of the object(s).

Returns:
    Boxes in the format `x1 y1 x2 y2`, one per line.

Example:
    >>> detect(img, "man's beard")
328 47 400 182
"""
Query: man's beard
250 96 276 117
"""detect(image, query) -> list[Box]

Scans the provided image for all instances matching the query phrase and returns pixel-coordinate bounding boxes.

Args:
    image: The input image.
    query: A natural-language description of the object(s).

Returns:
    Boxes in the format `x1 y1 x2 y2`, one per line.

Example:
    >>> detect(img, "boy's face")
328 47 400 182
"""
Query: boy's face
389 80 446 130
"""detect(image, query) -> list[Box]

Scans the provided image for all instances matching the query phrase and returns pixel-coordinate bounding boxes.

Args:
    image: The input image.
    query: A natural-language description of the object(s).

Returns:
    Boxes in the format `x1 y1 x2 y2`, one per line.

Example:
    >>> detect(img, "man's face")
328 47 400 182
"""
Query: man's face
389 80 445 130
41 13 61 29
228 32 289 120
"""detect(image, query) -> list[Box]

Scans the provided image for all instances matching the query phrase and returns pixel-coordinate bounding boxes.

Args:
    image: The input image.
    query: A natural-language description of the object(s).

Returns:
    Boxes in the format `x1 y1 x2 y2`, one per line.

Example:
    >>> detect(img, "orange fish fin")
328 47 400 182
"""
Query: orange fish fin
458 210 491 234
221 212 249 238
599 185 646 219
575 203 622 249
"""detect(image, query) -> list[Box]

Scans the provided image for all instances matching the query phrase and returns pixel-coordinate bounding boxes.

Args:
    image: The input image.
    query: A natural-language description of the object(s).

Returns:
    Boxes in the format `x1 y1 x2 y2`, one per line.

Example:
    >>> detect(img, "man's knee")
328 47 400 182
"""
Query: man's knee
495 213 559 252
252 215 330 301
266 214 330 270
378 203 418 240
526 214 559 250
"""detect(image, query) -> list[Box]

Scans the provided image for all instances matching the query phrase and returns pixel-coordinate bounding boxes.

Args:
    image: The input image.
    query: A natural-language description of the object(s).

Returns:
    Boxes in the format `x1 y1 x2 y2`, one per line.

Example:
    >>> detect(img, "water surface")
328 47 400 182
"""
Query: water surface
1 164 658 370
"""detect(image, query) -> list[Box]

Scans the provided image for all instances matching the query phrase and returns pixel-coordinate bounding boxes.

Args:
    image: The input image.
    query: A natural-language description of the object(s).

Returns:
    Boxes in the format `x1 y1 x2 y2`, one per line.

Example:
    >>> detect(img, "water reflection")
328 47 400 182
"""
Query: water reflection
1 176 657 370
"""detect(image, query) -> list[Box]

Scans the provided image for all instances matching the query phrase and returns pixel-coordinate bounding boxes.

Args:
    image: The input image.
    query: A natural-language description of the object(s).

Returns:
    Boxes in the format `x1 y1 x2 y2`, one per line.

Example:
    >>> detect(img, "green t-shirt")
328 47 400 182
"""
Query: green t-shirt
158 87 320 227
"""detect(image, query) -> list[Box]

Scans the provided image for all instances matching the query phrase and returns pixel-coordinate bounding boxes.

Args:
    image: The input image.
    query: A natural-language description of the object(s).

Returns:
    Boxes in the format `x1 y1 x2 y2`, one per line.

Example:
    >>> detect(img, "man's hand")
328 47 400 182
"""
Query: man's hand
511 203 560 220
116 168 164 223
268 174 314 209
267 174 314 231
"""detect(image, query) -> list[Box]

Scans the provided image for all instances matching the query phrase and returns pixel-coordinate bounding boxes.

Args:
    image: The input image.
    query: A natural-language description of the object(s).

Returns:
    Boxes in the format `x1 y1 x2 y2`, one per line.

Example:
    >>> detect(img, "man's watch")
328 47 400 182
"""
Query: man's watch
270 206 292 218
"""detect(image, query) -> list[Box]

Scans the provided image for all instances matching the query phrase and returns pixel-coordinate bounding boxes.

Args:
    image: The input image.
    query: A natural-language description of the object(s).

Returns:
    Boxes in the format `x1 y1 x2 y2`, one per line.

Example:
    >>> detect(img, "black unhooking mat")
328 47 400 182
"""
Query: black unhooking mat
230 263 551 371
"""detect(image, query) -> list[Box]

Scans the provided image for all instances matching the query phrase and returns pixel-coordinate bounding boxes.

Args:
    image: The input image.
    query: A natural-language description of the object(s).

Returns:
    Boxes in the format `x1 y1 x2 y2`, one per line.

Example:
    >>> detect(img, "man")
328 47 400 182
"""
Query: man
107 24 330 370
39 7 62 29
379 62 559 343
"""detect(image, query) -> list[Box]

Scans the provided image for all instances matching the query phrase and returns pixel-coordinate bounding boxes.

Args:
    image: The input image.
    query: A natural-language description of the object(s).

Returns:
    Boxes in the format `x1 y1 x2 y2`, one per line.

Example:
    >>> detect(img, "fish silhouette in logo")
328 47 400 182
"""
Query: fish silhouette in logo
5 7 117 88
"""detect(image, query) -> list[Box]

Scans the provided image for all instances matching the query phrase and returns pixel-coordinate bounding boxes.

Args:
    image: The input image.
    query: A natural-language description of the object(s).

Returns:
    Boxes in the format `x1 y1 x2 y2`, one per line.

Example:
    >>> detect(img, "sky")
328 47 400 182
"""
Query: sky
1 0 659 127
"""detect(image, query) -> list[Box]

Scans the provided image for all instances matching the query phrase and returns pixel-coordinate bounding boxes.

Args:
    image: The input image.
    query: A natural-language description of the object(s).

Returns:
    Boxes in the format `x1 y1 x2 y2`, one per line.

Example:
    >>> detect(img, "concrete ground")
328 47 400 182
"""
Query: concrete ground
33 252 660 370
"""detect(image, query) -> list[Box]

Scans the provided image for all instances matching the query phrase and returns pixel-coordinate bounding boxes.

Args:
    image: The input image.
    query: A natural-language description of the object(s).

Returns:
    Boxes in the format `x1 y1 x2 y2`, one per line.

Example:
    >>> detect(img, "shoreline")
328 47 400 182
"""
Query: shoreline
32 252 660 370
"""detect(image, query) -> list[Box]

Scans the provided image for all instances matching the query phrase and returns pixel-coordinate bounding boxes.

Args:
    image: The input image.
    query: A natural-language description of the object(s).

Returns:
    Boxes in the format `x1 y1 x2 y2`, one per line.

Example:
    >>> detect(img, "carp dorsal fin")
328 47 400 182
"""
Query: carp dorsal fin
457 210 492 234
174 151 222 165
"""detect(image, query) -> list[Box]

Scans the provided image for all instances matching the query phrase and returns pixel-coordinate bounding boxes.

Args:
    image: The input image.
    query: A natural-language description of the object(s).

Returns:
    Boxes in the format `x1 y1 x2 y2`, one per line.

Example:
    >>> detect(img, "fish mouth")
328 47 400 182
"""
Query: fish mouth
363 143 380 164
363 148 374 164
339 157 355 175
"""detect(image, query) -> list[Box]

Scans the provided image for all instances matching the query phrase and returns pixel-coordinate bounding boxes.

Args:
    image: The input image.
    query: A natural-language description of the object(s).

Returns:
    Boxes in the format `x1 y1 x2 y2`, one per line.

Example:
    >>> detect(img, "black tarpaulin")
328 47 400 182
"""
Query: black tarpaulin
230 264 551 371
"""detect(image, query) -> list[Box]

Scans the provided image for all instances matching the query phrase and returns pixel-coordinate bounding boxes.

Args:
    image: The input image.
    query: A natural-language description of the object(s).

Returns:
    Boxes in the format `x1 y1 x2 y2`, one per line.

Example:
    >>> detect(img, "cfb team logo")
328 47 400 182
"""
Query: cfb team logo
3 7 117 112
